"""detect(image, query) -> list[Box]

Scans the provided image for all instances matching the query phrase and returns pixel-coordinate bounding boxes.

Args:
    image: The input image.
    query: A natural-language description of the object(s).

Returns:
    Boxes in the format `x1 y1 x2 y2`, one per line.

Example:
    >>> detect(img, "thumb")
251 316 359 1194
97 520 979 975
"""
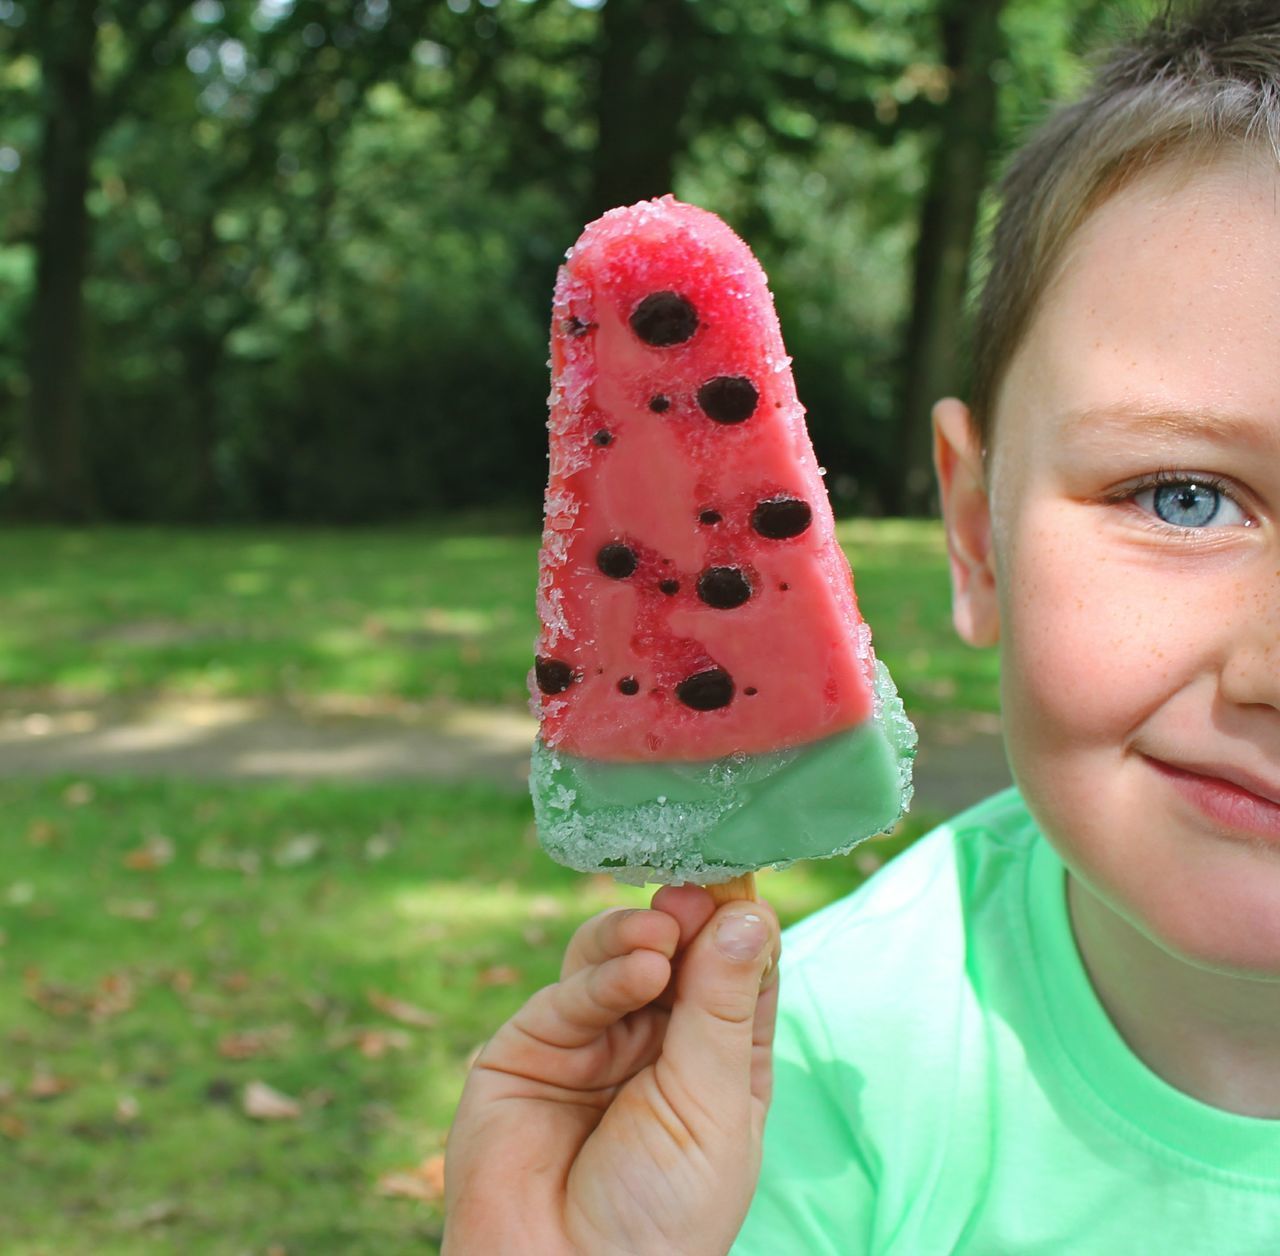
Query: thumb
660 903 778 1117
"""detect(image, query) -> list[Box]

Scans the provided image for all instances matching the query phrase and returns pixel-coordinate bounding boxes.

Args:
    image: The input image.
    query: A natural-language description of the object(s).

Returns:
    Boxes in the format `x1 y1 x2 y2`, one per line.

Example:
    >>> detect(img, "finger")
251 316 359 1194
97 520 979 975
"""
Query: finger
655 900 780 1136
650 883 719 953
560 907 679 981
750 965 781 1116
501 948 672 1061
647 885 719 1011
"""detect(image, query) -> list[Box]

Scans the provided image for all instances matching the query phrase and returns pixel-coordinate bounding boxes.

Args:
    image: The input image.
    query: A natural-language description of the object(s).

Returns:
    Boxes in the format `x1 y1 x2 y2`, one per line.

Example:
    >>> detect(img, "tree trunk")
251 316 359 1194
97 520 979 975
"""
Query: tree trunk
22 0 98 521
892 0 1006 515
589 0 697 218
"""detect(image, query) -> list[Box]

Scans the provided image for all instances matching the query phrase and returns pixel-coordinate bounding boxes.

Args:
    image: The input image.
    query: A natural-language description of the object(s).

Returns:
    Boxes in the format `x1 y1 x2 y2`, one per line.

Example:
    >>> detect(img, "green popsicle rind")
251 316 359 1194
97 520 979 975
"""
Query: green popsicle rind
531 660 917 886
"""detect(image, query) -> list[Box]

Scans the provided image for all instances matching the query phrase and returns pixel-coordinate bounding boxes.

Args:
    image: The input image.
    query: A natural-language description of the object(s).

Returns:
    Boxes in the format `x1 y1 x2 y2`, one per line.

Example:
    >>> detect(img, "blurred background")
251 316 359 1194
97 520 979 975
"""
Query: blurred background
0 0 1145 523
0 0 1139 1251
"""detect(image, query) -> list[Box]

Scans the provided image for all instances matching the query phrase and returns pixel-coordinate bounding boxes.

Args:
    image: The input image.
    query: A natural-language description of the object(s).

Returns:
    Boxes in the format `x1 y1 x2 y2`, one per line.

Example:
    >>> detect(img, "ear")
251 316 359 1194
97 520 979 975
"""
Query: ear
932 398 999 648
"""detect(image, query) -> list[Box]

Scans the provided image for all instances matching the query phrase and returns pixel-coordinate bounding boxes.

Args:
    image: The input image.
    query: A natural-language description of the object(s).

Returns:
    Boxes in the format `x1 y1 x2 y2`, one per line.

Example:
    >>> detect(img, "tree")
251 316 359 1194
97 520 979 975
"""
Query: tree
892 0 1007 515
17 0 186 521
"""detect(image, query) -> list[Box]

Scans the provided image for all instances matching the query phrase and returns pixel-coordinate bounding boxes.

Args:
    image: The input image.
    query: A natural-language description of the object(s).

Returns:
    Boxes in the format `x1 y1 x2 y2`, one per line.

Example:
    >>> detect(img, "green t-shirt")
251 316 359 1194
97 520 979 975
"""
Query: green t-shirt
733 788 1280 1255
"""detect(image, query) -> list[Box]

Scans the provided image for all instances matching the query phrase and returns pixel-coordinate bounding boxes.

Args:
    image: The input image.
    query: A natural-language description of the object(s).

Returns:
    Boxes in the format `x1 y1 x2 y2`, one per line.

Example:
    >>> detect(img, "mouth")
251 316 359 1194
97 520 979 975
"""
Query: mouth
1145 756 1280 842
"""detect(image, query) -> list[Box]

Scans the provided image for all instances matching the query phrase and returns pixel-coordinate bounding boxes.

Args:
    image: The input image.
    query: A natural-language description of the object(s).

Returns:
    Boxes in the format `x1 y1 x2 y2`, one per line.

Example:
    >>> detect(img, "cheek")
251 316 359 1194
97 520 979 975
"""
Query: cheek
997 505 1192 752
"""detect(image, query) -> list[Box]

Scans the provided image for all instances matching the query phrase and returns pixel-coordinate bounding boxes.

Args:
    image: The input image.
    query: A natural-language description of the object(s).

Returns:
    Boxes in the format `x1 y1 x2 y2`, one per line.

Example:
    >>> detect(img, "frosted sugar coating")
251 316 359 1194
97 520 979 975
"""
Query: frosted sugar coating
530 662 917 886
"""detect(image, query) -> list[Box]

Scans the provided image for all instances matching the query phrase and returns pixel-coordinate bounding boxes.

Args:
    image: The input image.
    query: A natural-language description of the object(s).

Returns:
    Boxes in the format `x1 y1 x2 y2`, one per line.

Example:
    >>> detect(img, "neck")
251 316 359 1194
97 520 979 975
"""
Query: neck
1067 872 1280 1118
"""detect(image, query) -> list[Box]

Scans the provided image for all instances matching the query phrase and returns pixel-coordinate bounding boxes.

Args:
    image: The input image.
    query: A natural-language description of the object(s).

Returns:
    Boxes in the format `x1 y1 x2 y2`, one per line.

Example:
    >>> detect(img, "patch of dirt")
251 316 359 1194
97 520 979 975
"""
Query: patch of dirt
0 693 1011 814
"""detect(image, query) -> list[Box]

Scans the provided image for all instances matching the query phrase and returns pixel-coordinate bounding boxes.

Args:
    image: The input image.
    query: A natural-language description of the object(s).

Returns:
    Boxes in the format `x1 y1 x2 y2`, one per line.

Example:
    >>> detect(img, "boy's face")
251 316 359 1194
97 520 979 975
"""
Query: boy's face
937 156 1280 975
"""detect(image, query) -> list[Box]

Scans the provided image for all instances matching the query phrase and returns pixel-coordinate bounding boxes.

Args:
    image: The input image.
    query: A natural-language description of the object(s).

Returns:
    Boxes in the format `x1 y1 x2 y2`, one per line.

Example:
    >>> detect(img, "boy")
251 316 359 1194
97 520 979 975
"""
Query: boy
445 1 1280 1250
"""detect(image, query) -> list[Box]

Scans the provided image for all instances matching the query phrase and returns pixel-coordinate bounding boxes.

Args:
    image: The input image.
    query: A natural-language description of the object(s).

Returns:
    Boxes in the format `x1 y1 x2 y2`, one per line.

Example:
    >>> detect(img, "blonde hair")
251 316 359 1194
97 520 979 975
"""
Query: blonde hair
970 0 1280 445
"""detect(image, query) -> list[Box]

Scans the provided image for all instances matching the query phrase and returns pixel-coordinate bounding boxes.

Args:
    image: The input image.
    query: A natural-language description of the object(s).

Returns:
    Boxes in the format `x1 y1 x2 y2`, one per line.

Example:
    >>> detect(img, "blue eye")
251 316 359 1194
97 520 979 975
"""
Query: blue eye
1131 478 1248 529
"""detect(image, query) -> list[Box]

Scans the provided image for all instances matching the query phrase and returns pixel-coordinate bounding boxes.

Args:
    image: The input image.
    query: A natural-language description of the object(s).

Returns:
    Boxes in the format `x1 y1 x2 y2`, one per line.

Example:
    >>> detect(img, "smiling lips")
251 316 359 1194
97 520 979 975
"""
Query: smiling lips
1146 756 1280 841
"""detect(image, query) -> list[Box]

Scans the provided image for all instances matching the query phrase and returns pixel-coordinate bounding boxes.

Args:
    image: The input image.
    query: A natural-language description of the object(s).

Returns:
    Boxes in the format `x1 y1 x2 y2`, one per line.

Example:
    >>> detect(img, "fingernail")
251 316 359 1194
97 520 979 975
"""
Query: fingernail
716 911 768 962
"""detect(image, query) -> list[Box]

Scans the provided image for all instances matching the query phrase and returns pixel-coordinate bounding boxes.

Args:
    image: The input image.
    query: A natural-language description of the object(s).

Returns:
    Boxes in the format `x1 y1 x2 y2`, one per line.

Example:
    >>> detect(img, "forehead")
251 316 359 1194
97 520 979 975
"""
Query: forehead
997 154 1280 442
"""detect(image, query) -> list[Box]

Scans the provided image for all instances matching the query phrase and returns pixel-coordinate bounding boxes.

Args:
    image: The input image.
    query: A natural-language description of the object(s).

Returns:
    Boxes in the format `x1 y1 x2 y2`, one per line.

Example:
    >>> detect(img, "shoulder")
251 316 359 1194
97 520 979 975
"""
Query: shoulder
739 790 1042 1253
775 787 1039 1060
783 787 1036 968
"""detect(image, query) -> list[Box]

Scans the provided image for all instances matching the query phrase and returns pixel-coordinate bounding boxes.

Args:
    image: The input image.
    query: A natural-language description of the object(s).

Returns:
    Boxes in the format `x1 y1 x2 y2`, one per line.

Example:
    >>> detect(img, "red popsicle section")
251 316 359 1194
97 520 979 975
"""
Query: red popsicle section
532 196 878 762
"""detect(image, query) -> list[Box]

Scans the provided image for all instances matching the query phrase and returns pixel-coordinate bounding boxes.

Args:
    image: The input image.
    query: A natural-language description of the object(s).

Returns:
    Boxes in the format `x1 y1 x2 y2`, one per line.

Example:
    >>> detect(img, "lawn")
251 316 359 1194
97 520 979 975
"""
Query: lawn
0 775 936 1254
0 521 991 1252
0 519 997 716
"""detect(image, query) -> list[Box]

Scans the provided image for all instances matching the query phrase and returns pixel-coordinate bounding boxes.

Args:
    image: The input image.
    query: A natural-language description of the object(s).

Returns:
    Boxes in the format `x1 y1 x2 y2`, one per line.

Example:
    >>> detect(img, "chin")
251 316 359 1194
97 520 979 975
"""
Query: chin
1135 868 1280 981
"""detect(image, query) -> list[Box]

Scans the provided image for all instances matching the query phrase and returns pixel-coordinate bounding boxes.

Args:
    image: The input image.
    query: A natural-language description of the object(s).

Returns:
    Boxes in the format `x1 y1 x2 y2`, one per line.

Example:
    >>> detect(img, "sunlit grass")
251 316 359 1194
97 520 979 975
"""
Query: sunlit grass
0 776 942 1254
0 520 998 716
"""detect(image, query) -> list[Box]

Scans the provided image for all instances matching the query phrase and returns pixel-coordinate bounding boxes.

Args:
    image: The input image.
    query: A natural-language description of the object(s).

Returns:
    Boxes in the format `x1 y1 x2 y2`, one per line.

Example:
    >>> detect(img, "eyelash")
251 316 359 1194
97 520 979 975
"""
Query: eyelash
1112 469 1252 531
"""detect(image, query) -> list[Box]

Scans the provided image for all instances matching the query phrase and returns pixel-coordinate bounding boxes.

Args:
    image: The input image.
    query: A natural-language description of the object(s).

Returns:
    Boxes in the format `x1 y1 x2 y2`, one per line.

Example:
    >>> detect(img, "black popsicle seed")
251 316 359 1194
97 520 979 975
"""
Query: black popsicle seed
565 315 595 337
592 429 613 446
676 668 735 711
596 542 638 579
659 578 680 596
535 656 575 694
617 676 640 695
630 292 699 346
697 567 752 609
752 495 812 539
649 395 671 413
698 509 722 525
698 376 758 424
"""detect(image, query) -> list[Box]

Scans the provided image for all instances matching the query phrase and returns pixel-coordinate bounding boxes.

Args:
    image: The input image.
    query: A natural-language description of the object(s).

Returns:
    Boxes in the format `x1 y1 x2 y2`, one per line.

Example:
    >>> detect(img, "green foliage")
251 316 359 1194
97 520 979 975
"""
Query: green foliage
0 0 1144 521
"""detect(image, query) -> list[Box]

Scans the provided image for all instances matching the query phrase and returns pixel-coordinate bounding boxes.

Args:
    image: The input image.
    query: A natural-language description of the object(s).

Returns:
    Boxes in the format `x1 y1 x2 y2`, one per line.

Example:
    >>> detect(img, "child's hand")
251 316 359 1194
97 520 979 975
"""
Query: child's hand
443 884 781 1256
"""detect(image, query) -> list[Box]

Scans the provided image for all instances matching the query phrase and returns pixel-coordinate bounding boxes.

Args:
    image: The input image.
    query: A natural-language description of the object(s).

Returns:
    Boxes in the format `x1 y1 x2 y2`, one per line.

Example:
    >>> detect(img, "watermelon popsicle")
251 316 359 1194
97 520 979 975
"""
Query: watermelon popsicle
529 196 916 890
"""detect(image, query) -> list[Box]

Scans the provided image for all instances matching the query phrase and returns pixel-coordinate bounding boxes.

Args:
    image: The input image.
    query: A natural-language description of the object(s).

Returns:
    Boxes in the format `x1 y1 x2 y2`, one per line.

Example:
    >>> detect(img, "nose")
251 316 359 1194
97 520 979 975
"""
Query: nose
1218 572 1280 712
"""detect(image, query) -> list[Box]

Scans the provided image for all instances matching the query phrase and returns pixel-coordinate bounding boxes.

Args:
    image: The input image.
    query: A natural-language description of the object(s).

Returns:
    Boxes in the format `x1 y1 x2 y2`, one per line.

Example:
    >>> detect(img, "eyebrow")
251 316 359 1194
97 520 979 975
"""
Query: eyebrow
1061 401 1279 450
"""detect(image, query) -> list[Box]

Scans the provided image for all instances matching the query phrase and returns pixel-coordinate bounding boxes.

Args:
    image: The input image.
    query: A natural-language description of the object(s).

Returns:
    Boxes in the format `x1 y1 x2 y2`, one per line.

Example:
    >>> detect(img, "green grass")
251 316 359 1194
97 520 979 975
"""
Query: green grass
0 520 993 1250
0 519 998 716
0 776 941 1254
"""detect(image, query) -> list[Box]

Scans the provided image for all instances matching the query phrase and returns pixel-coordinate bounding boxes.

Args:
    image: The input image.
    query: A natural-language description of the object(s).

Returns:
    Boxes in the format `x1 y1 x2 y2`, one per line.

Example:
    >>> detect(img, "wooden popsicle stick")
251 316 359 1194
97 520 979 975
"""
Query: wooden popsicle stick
705 872 758 904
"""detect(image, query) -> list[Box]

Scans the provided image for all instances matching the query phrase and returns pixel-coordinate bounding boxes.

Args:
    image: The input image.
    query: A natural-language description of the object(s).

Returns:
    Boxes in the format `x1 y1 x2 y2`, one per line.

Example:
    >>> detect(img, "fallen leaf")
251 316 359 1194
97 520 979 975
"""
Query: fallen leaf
25 970 84 1018
124 833 175 871
367 990 439 1030
26 819 57 847
91 973 136 1021
168 969 195 995
476 965 522 989
274 833 323 867
376 1153 446 1204
63 781 95 807
117 1200 181 1229
106 898 159 921
217 970 253 993
0 1113 26 1140
527 895 565 921
331 1027 412 1059
29 1068 75 1100
218 1026 293 1060
242 1080 301 1121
